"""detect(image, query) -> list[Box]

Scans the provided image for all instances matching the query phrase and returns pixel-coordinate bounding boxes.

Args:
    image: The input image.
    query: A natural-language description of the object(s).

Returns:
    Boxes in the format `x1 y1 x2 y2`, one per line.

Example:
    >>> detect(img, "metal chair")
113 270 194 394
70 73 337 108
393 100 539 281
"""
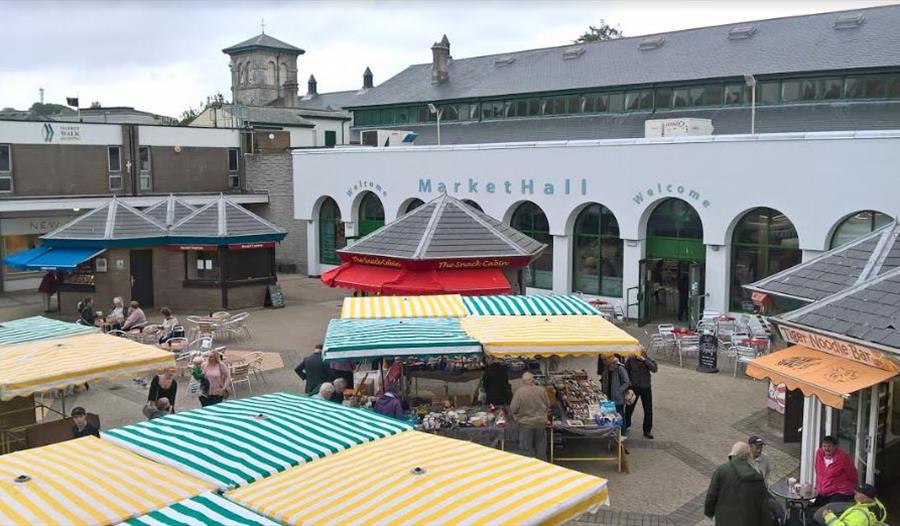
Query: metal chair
230 362 252 396
733 344 758 378
243 351 266 383
212 311 231 320
657 324 677 354
677 335 700 368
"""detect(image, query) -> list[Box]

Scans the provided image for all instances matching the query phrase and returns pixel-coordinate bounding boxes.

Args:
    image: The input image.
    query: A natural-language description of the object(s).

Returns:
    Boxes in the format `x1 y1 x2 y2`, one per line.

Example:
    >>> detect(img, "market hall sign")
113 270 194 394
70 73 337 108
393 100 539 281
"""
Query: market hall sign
632 183 710 208
418 178 588 196
780 325 900 373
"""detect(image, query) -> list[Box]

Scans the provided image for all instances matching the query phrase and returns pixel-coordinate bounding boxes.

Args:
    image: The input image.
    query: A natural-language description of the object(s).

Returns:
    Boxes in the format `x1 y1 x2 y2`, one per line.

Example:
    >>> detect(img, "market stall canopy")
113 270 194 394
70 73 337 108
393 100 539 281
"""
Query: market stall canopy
42 196 168 248
228 430 609 526
463 294 600 316
746 346 897 409
0 333 174 401
168 194 286 245
340 294 466 319
102 393 411 490
323 317 482 361
461 316 641 358
2 245 106 271
142 194 197 228
0 316 97 345
124 492 280 526
322 265 512 296
0 436 214 526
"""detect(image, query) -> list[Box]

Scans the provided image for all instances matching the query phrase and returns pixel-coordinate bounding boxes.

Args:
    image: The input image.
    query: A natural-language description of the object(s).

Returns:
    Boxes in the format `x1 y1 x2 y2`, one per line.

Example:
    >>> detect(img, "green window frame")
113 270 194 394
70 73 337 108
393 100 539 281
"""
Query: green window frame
319 198 345 265
510 202 552 290
730 207 801 311
573 204 623 297
358 192 385 237
646 198 705 261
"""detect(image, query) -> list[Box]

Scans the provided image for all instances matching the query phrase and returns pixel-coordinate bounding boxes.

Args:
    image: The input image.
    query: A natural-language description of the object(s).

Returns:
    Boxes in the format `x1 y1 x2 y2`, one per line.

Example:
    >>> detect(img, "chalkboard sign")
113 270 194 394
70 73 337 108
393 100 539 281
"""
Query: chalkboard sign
265 284 285 309
696 333 719 373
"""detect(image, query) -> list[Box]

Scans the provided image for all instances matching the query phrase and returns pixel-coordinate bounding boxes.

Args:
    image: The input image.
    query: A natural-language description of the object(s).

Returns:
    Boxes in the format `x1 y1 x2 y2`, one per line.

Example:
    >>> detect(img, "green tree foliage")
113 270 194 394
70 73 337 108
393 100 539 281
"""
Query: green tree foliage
575 21 623 43
28 102 75 116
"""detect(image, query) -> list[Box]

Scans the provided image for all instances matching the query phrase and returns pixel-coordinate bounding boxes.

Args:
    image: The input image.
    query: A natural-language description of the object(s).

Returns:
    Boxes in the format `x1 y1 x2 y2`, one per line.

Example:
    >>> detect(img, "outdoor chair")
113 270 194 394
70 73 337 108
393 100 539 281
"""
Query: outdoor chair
230 362 252 396
733 344 758 378
243 351 266 383
139 324 161 345
676 335 700 368
211 311 231 320
657 324 676 354
107 329 127 338
174 350 194 377
647 334 668 356
162 337 188 353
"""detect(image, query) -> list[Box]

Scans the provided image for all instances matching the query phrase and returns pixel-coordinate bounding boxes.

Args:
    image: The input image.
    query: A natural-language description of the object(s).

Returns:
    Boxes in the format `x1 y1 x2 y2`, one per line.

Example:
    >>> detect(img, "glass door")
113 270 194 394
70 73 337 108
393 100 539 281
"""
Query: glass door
689 261 705 329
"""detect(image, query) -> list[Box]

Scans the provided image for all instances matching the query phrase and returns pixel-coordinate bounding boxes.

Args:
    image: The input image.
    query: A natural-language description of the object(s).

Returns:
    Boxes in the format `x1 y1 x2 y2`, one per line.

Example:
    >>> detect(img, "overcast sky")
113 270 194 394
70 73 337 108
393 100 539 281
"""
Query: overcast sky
1 0 896 117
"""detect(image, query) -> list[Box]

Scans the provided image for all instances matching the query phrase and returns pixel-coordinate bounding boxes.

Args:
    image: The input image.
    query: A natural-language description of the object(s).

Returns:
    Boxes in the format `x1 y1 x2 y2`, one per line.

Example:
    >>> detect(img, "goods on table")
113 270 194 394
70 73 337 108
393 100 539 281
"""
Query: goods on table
417 405 507 430
542 370 623 428
404 355 484 373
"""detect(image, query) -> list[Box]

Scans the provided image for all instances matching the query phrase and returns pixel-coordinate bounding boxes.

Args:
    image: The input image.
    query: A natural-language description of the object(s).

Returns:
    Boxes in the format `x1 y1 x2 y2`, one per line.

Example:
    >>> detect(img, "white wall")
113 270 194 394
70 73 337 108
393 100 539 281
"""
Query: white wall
0 120 122 145
288 127 317 148
138 126 240 148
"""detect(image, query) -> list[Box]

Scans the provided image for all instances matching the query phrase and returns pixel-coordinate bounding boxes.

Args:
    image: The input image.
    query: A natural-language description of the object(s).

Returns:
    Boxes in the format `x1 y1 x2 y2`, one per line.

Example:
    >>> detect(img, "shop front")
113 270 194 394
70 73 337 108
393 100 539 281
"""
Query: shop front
0 213 77 292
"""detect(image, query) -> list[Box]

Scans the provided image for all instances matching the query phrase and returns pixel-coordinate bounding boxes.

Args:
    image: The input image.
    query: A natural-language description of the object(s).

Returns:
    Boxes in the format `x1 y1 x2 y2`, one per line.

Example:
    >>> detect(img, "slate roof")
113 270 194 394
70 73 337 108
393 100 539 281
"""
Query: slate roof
353 100 900 145
341 193 545 260
777 266 900 352
297 90 361 112
142 195 197 227
43 197 167 241
224 105 316 128
747 221 900 302
222 33 304 55
169 194 286 240
349 5 900 108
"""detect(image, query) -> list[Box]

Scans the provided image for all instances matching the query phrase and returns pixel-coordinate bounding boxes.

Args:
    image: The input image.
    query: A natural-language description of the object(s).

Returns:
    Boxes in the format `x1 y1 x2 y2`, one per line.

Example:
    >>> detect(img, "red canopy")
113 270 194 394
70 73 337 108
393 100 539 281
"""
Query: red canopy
321 263 512 296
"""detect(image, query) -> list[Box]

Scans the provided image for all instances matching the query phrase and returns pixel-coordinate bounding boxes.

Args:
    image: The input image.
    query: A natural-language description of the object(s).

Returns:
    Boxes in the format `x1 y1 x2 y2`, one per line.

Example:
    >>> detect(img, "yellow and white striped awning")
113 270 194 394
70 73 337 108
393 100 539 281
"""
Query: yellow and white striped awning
340 294 467 319
0 333 175 401
0 436 214 525
460 315 642 358
228 431 609 526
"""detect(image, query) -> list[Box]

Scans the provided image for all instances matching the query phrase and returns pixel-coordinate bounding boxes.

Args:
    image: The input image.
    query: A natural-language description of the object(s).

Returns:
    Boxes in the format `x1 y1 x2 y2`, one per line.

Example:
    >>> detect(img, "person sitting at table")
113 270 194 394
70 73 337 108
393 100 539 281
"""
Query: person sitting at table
374 384 404 420
331 378 348 403
71 406 100 438
122 300 147 331
148 366 177 413
814 483 886 526
108 297 127 331
815 436 858 506
481 360 512 406
312 382 335 401
78 297 96 326
158 307 180 344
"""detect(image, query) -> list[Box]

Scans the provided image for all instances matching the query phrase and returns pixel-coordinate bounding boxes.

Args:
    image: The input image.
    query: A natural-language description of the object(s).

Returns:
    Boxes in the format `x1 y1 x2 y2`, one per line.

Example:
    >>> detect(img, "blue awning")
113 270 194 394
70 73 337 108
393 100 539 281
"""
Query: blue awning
3 246 105 270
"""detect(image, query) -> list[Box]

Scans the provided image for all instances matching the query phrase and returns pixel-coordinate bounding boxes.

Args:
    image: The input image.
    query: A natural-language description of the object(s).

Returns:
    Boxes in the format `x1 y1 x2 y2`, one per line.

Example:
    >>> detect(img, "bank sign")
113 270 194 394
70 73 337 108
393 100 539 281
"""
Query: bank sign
418 178 588 196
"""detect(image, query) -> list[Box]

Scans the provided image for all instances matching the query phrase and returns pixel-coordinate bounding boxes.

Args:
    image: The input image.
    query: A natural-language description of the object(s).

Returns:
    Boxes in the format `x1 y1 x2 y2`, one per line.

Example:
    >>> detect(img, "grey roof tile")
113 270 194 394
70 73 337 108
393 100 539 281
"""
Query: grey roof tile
44 199 167 241
169 195 286 239
350 5 900 108
297 90 361 112
143 196 197 227
223 33 304 55
342 194 545 260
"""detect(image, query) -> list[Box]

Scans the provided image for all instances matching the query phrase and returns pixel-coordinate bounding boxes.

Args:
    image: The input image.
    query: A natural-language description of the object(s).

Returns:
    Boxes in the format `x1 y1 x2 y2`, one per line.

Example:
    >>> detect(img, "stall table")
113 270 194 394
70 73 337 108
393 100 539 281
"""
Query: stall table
550 422 626 473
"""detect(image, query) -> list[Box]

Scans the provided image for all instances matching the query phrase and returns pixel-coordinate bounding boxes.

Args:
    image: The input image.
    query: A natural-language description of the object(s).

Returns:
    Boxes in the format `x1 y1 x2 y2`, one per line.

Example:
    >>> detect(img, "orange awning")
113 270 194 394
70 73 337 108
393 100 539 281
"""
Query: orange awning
746 346 897 409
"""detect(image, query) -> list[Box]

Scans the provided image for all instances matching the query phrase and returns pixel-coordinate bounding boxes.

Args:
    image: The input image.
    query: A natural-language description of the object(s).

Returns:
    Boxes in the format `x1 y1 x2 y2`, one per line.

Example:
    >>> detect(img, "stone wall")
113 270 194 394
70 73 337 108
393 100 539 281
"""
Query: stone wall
244 152 307 273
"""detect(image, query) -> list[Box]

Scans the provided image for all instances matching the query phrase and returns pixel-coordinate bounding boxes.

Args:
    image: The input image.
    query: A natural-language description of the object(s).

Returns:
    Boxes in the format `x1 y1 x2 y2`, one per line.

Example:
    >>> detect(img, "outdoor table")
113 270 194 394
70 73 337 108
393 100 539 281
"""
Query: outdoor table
550 421 626 473
672 328 696 336
769 479 815 525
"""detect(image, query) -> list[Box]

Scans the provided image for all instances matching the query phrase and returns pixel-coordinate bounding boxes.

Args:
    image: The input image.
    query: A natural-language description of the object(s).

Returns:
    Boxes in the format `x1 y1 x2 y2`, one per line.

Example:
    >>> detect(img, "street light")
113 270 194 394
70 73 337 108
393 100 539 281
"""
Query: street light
428 103 443 145
744 74 757 135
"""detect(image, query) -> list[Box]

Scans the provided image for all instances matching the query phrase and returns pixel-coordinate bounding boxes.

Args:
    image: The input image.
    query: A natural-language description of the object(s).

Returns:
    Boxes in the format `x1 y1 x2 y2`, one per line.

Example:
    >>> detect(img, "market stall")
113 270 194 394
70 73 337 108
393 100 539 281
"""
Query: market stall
125 492 280 526
323 317 482 362
462 294 602 316
102 392 412 489
227 430 610 526
0 315 97 345
340 294 467 319
0 436 214 525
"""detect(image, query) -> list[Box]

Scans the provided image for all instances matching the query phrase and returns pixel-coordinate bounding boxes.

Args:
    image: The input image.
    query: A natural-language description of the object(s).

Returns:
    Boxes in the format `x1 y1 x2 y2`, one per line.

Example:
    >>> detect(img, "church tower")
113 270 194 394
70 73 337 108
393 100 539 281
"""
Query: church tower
223 31 304 107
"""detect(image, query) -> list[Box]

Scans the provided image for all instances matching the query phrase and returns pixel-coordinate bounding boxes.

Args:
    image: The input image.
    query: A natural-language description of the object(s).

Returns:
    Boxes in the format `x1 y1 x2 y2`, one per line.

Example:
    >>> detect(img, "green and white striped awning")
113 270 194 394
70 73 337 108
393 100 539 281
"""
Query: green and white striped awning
323 318 482 362
123 493 278 526
462 295 600 316
102 393 411 490
0 316 98 345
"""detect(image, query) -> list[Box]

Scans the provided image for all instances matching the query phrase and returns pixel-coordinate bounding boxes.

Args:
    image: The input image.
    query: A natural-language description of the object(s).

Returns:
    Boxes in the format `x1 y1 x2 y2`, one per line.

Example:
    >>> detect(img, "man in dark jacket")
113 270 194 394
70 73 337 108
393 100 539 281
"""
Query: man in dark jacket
704 442 770 526
481 361 512 406
295 344 330 395
624 349 658 439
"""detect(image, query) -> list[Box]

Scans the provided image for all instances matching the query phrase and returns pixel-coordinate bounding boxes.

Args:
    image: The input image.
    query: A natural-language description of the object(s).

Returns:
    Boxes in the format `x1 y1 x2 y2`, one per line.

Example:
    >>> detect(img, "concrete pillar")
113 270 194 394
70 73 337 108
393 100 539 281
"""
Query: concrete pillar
799 396 816 486
704 244 729 314
621 239 644 318
306 220 319 277
551 234 571 295
802 249 823 263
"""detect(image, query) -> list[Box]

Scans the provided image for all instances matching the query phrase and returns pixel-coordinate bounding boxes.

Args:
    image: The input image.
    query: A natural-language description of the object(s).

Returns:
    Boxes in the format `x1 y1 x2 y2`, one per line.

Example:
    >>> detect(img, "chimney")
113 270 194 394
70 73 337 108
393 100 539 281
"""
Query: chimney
307 74 318 97
431 34 450 85
362 67 374 89
283 79 298 107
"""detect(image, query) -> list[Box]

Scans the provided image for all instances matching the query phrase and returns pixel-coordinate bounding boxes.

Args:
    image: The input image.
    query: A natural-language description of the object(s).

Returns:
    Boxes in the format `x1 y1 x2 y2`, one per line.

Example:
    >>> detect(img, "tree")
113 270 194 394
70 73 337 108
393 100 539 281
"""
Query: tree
179 105 202 125
575 21 623 43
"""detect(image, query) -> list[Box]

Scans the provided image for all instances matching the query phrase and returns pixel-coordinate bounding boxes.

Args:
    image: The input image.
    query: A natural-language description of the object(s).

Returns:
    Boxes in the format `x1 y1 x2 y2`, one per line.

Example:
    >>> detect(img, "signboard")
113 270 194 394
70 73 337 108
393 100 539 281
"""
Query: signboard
227 242 276 250
166 245 217 252
340 253 534 270
779 325 900 373
265 284 285 309
767 382 786 414
697 332 719 373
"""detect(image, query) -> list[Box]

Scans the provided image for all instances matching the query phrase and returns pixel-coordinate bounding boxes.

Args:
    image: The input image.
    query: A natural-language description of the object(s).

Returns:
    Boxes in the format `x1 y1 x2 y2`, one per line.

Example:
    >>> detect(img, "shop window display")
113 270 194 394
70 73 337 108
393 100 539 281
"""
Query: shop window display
572 204 623 297
730 207 801 310
511 201 552 290
185 251 219 281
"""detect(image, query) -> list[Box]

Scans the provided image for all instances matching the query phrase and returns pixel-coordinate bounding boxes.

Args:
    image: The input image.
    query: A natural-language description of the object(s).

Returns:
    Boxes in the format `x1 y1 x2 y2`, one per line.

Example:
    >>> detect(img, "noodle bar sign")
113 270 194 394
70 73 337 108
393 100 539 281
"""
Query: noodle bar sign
780 326 900 373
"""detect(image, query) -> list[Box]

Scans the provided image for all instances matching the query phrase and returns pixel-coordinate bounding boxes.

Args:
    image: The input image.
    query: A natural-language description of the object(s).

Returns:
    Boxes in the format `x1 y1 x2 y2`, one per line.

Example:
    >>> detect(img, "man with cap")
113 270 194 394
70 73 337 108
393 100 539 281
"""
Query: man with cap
814 483 886 526
748 435 771 486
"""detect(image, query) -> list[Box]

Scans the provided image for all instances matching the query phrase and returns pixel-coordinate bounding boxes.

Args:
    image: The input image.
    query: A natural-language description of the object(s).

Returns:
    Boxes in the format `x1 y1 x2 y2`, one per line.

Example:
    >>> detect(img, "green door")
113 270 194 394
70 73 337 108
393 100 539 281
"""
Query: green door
325 130 337 148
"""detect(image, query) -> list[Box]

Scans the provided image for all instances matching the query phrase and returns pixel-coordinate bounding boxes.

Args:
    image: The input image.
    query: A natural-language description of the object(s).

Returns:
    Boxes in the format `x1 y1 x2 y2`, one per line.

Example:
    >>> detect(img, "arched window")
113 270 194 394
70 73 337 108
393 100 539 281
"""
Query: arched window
462 199 483 212
731 207 801 310
830 210 891 248
403 198 424 214
511 201 552 289
236 64 245 86
573 204 623 296
266 62 276 85
319 198 345 265
358 192 385 237
279 63 288 86
646 198 704 260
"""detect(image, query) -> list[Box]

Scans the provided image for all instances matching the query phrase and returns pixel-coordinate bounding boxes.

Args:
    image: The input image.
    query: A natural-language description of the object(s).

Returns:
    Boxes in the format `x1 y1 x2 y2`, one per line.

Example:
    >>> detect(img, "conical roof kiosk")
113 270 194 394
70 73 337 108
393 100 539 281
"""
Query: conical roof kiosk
321 193 546 295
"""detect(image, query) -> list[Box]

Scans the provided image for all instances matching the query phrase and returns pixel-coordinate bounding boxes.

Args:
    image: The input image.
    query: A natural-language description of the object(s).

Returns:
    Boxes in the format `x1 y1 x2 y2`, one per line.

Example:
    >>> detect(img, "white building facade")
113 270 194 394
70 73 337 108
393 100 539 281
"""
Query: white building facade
295 131 900 319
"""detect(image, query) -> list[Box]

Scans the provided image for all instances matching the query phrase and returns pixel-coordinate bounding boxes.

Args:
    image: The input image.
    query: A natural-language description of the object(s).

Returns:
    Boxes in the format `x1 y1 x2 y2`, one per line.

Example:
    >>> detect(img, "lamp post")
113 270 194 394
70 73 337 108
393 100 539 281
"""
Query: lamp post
428 103 443 145
744 74 757 135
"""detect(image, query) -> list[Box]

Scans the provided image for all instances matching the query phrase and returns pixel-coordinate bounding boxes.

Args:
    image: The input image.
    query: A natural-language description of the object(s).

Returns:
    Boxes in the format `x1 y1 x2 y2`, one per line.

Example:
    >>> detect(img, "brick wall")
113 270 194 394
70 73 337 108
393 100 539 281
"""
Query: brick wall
244 152 308 273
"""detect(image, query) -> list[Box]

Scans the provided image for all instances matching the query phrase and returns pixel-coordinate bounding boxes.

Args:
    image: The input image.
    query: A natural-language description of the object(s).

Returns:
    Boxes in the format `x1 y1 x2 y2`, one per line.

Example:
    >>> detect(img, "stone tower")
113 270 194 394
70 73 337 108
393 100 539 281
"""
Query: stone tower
223 33 305 107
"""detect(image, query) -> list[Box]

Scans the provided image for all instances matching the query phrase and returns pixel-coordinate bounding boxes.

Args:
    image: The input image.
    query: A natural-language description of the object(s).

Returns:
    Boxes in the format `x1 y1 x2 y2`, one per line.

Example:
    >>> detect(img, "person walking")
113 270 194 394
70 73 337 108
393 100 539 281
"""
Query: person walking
815 483 887 526
294 344 330 395
815 436 859 506
599 355 631 421
747 435 771 484
510 372 549 461
71 407 100 438
147 367 177 413
624 349 657 439
200 351 230 407
704 442 770 526
38 271 58 313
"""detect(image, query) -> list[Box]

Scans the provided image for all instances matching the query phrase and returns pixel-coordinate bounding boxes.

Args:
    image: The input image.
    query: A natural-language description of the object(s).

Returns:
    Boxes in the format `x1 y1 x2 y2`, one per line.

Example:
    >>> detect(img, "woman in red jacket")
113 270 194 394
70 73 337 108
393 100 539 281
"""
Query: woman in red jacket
814 435 859 506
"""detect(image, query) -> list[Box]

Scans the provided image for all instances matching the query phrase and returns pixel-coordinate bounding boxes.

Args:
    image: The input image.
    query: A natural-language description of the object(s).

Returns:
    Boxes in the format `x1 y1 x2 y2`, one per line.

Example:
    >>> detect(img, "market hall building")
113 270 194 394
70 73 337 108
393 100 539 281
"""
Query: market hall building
295 5 900 323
